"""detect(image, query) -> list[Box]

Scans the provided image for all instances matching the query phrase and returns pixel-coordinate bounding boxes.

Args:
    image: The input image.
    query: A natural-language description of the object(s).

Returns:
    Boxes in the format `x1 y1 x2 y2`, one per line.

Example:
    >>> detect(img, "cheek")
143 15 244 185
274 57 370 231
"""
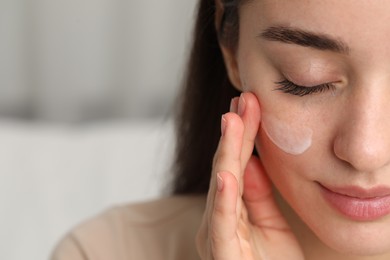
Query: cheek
261 113 313 155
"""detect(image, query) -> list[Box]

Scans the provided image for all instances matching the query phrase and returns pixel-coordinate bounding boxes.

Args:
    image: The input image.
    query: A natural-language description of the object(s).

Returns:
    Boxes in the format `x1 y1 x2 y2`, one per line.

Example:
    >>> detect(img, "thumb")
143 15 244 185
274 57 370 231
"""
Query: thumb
243 156 289 230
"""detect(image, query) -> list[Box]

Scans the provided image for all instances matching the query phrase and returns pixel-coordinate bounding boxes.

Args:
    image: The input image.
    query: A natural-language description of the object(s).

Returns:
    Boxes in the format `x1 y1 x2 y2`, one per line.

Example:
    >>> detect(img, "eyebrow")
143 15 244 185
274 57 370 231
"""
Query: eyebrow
260 26 350 54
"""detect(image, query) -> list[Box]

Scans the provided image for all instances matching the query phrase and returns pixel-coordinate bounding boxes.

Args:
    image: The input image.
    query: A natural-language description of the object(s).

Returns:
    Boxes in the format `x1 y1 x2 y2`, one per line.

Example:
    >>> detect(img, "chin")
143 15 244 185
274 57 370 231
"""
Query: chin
309 215 390 257
283 190 390 257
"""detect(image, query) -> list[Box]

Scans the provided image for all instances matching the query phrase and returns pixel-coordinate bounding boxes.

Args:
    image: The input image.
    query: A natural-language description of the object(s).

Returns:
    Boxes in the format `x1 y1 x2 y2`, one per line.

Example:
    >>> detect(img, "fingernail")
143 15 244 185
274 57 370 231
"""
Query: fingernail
238 94 246 116
221 115 227 136
217 173 224 192
230 97 239 113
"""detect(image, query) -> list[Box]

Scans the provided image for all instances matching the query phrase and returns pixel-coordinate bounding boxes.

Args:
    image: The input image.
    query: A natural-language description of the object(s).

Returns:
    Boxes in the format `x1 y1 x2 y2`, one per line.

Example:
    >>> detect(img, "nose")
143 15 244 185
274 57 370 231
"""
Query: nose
333 86 390 173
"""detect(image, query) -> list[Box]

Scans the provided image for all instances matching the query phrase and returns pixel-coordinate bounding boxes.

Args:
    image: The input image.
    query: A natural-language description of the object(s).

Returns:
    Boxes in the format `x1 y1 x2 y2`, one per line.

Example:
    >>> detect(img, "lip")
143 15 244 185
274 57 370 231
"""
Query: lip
318 183 390 221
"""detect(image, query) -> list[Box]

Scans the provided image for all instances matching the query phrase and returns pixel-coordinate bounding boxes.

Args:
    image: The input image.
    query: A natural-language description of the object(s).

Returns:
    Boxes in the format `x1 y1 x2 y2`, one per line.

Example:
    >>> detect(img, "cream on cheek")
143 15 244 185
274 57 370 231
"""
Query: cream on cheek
239 56 315 155
261 112 313 155
242 80 314 155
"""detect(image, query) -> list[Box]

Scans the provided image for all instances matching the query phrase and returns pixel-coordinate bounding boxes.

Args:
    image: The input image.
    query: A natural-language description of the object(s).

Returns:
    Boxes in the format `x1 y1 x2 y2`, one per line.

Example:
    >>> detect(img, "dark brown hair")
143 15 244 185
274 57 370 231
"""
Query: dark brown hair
171 0 242 194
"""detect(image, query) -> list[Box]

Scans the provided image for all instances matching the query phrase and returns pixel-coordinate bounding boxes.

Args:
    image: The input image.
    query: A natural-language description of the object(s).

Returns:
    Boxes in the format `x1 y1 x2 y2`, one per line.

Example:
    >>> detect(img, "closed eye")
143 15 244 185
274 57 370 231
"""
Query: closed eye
275 79 336 97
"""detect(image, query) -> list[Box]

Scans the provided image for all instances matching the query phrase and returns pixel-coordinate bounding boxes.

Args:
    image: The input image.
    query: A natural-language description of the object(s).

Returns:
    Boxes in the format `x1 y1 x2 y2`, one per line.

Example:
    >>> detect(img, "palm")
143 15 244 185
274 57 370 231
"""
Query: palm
235 157 304 260
238 210 303 260
196 93 304 260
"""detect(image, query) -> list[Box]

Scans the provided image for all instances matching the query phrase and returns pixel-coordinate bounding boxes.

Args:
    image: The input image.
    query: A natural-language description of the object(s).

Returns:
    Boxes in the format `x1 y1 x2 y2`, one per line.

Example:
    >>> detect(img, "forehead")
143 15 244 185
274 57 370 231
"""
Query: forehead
240 0 390 58
242 0 390 28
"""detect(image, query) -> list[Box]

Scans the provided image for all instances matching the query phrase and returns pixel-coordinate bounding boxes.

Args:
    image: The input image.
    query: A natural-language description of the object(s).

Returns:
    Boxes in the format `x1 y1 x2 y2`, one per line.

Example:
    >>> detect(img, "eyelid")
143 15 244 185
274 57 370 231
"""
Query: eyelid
275 79 336 97
282 70 332 87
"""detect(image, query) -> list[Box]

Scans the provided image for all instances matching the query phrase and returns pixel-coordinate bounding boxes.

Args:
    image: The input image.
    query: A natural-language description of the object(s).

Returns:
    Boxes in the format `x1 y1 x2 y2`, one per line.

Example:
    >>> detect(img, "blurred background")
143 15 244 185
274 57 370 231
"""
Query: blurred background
1 0 198 259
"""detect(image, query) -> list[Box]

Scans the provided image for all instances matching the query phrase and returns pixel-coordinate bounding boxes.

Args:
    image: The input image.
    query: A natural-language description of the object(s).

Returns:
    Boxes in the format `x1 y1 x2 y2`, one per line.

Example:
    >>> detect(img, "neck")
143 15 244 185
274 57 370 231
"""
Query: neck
274 189 390 260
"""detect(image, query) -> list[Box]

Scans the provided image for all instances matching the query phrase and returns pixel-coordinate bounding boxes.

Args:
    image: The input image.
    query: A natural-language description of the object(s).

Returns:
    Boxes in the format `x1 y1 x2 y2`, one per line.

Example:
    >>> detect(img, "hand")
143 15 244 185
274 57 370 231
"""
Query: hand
196 92 304 260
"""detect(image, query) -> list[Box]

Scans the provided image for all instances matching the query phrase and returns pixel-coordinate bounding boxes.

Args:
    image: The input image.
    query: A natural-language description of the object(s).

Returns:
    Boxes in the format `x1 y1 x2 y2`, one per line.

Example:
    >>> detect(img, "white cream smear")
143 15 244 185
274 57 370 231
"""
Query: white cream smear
261 113 313 155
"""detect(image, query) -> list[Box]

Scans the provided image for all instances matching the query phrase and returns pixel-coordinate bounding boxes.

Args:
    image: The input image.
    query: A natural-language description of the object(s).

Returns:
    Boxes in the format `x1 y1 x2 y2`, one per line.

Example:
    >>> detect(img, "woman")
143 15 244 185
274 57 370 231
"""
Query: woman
52 0 390 259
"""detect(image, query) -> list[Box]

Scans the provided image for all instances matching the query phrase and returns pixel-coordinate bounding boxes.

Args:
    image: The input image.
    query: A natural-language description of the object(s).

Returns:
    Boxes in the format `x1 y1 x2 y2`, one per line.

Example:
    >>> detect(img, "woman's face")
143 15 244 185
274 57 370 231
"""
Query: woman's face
233 0 390 256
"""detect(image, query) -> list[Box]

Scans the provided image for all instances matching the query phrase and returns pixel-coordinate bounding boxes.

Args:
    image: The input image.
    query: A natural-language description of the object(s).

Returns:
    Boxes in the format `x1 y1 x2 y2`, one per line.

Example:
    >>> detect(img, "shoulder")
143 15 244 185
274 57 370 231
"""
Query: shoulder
50 195 206 260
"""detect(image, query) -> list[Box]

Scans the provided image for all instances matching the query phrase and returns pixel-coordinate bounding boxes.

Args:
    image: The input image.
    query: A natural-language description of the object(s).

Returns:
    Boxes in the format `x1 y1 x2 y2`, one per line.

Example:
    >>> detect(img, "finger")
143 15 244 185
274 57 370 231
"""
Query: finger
230 97 239 113
237 92 261 173
199 110 244 259
211 171 241 259
243 156 290 230
213 112 244 189
208 97 239 201
204 111 245 222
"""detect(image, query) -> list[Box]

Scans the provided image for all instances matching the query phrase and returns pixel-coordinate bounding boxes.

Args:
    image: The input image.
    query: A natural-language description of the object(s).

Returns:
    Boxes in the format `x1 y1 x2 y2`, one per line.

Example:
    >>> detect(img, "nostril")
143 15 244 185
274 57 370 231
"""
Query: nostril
334 134 390 173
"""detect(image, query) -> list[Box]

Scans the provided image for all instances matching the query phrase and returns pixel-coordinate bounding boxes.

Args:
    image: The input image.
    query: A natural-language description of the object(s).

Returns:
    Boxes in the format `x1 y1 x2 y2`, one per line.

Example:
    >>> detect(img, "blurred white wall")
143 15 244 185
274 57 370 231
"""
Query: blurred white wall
0 1 199 260
1 119 175 260
0 0 197 121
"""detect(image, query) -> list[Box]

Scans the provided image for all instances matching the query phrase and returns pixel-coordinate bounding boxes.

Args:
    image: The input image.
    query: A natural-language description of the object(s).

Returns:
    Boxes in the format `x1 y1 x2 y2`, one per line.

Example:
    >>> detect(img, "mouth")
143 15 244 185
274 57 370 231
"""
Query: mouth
318 182 390 221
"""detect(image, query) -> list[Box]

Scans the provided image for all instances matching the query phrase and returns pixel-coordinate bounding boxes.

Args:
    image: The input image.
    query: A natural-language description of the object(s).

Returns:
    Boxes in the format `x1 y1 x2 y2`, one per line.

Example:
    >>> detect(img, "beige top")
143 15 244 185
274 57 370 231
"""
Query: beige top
51 196 206 260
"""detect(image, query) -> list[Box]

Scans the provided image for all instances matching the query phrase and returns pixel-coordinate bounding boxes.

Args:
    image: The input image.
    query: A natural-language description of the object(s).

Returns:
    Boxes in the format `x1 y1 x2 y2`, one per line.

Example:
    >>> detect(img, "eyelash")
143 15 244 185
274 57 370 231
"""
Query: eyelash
275 79 336 97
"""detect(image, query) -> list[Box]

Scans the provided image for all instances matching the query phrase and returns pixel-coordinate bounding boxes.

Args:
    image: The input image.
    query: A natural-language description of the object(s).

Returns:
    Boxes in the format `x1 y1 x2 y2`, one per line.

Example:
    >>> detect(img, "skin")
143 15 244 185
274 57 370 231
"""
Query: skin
197 0 390 259
261 112 313 155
